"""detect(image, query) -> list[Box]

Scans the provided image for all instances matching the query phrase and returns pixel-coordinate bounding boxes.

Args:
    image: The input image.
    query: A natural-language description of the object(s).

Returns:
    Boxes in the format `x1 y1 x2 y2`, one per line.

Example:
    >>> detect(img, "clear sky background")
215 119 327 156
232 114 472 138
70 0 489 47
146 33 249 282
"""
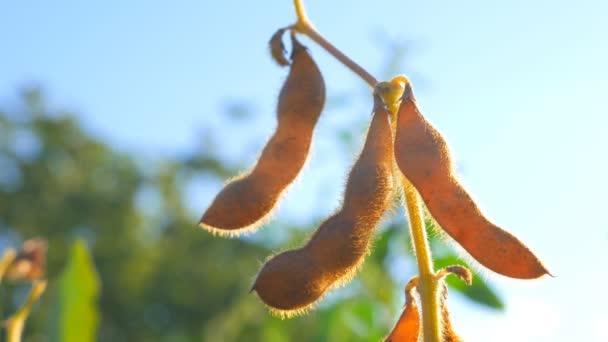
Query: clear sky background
2 1 607 341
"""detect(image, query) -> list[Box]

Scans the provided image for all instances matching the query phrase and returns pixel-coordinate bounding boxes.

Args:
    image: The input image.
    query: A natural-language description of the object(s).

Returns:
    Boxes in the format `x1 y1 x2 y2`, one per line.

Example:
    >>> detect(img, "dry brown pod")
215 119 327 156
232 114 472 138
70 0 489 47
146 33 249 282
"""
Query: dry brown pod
252 95 394 317
200 34 325 236
269 27 290 67
394 83 549 279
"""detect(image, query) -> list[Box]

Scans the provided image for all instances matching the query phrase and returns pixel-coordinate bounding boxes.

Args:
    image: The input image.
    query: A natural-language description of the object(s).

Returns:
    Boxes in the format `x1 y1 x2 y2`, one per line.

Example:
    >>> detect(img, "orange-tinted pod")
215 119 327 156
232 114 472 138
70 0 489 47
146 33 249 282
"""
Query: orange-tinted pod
252 96 394 316
306 95 394 270
200 35 325 236
384 278 420 342
394 84 548 279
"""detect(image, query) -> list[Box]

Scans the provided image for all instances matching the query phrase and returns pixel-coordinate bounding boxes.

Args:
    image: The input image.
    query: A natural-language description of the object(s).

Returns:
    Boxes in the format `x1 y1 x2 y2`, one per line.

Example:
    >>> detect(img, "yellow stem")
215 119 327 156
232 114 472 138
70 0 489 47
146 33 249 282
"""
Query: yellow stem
402 178 441 342
377 77 442 342
290 2 441 339
293 0 312 28
292 0 378 87
5 280 47 342
0 248 17 284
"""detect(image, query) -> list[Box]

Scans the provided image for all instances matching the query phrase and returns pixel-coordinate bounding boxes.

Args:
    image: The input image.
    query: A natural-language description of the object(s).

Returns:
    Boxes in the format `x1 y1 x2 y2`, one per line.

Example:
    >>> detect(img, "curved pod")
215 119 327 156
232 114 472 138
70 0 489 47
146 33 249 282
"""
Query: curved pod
394 84 548 279
200 36 326 235
252 96 394 316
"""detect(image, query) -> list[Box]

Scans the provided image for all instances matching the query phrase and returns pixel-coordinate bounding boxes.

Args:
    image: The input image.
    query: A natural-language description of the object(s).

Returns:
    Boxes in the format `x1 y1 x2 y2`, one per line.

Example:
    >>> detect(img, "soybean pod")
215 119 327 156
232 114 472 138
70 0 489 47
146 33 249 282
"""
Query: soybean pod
252 95 394 316
200 33 325 236
394 83 549 279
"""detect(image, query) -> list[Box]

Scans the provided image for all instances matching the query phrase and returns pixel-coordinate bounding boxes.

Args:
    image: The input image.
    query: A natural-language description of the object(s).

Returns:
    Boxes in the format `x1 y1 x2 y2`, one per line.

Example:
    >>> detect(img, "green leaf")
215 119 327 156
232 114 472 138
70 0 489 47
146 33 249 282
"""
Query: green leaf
433 254 504 310
55 239 100 342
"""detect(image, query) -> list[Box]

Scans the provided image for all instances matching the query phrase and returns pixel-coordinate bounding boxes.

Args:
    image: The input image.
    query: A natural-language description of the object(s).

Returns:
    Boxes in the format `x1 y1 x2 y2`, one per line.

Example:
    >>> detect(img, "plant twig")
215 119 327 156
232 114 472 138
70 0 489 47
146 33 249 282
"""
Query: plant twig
401 177 441 342
0 249 17 284
290 2 441 340
293 0 312 29
292 0 378 87
376 77 442 342
4 280 47 342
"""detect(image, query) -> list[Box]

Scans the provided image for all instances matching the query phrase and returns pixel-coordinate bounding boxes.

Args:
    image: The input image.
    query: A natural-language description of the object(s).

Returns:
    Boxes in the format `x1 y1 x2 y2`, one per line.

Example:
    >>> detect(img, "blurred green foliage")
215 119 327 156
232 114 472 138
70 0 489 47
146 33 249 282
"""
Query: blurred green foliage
0 88 502 341
54 240 100 342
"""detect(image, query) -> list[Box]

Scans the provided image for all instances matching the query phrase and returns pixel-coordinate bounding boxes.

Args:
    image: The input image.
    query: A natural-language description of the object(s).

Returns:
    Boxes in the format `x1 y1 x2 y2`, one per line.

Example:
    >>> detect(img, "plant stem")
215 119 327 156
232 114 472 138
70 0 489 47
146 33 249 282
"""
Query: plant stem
378 78 442 342
402 177 441 342
0 248 17 284
297 25 378 87
290 2 441 340
5 280 47 342
293 0 312 28
292 1 378 87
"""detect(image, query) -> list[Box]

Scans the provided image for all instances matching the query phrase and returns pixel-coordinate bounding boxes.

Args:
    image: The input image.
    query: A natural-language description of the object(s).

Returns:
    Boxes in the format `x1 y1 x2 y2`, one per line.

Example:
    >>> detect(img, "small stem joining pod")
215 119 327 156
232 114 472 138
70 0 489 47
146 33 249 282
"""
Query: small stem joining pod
291 0 377 87
436 265 473 285
293 0 313 32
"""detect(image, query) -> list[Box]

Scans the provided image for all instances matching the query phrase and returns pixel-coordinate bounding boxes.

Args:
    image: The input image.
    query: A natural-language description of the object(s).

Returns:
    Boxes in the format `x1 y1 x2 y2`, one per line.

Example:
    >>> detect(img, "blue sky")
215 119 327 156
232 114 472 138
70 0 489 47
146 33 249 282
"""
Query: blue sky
2 1 608 340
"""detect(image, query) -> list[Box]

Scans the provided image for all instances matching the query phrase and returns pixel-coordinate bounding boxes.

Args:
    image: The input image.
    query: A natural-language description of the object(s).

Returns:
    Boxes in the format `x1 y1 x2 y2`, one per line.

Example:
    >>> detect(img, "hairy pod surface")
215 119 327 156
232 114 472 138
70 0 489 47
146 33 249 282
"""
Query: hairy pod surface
394 84 548 279
250 249 326 312
307 96 394 270
200 35 325 235
439 283 463 342
252 96 394 316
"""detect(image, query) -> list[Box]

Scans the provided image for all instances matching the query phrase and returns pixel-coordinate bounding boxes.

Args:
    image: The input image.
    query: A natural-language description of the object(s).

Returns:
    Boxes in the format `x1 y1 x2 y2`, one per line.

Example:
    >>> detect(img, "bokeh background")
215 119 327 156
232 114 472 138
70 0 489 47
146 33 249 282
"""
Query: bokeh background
1 0 607 341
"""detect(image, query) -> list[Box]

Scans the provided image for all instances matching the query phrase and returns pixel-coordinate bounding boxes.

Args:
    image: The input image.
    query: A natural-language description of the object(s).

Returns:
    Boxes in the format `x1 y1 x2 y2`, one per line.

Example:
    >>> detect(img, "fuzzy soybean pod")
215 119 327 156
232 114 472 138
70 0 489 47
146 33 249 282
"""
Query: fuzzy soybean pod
200 35 325 235
252 95 394 316
394 84 549 279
